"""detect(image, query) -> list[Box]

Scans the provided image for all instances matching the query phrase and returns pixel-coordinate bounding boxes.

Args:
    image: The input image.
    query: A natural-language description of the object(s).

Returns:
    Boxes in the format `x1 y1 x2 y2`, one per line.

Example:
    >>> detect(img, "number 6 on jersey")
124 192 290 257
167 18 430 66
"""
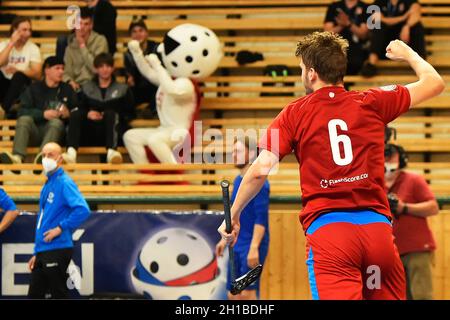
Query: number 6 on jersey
328 119 353 166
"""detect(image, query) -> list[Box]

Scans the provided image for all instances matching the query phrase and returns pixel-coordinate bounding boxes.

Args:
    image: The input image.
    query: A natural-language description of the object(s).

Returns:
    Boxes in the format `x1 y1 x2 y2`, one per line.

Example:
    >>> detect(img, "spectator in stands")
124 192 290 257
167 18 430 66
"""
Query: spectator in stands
361 0 426 77
0 56 76 169
28 142 90 299
62 53 134 164
385 143 439 299
324 0 370 75
63 7 108 92
0 17 42 119
124 19 159 118
56 0 117 59
216 137 270 300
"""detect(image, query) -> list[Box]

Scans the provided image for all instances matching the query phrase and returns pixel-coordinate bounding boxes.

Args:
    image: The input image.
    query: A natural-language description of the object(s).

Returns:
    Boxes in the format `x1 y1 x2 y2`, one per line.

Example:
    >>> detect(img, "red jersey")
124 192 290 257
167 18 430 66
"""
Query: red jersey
387 171 437 255
259 85 411 231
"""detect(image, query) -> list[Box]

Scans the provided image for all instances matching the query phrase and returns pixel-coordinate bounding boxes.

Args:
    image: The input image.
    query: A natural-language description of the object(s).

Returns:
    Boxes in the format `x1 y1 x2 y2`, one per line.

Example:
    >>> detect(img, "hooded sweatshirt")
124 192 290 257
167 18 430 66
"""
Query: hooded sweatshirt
62 31 108 85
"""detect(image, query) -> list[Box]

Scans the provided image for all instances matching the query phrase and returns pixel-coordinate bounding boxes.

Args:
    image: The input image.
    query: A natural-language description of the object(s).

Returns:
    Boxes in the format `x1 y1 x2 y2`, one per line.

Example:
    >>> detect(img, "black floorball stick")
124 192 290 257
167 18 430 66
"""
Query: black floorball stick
221 180 263 295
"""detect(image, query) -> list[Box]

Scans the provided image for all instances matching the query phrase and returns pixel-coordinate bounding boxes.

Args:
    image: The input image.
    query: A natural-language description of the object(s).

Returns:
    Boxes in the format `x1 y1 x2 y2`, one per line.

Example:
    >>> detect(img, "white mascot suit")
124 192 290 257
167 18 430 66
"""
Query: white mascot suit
123 24 222 164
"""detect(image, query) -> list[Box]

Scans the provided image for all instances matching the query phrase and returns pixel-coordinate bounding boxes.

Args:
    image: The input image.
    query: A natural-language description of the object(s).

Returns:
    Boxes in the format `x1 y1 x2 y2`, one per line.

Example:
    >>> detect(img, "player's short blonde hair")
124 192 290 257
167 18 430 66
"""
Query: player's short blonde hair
295 31 349 85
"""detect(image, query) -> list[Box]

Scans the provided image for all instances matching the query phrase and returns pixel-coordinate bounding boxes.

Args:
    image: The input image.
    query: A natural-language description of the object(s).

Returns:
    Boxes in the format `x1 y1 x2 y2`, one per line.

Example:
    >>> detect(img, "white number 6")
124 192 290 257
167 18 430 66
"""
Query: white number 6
328 119 353 166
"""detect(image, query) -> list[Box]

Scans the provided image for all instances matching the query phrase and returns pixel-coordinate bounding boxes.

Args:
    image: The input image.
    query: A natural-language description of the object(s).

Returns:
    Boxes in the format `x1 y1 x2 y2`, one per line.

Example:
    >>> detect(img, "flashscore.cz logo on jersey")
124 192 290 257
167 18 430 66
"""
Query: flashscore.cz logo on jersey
320 173 369 189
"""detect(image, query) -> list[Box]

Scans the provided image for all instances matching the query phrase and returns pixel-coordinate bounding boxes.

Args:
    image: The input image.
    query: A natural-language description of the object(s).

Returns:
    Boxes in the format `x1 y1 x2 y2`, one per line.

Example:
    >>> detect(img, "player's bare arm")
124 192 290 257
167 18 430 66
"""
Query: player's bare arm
218 149 278 246
385 40 445 107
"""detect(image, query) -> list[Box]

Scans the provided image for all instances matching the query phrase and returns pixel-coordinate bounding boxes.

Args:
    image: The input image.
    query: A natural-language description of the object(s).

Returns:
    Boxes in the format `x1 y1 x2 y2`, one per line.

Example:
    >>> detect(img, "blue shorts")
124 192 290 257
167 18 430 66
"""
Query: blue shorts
226 245 268 293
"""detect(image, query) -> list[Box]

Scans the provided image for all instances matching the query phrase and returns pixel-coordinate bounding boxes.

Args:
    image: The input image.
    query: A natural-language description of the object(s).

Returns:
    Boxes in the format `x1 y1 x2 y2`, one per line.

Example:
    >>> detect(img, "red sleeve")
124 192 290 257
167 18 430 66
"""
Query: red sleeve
412 174 435 203
363 85 411 124
258 104 296 160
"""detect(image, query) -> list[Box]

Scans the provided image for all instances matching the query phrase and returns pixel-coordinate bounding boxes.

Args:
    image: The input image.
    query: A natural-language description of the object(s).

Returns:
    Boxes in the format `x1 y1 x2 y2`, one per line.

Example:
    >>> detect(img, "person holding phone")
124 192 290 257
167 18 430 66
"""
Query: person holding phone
0 56 77 169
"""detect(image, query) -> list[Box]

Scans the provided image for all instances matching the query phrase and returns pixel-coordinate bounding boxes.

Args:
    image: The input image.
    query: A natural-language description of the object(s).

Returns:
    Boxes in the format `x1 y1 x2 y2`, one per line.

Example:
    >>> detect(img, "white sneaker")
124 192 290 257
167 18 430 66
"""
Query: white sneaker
62 147 77 164
107 149 122 164
0 151 22 164
0 151 22 174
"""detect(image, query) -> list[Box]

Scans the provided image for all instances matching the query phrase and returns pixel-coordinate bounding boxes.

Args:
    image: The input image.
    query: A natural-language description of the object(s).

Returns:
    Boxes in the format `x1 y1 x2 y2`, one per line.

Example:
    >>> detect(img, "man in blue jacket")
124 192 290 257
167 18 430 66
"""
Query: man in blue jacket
27 142 90 299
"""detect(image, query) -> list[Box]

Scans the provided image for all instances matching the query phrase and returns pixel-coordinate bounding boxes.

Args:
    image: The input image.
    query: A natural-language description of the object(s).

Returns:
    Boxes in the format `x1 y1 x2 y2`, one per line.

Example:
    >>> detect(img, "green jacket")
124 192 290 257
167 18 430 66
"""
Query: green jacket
62 31 108 85
18 80 78 123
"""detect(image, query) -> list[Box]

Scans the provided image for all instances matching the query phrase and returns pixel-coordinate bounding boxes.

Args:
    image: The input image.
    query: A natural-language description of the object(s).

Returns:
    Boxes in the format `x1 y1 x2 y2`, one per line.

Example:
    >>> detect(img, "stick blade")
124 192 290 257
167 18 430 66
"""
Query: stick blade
230 264 263 295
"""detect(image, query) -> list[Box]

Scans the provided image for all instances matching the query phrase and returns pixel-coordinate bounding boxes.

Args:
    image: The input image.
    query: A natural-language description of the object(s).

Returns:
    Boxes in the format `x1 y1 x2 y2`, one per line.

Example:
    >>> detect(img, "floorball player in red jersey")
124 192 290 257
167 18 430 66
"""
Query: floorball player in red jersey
218 31 445 300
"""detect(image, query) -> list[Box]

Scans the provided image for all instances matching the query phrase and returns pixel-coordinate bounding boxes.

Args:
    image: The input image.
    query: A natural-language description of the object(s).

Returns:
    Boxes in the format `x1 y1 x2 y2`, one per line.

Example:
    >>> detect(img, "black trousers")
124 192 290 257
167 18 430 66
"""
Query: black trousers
132 84 157 113
370 22 427 59
67 108 120 149
28 248 73 299
0 71 31 117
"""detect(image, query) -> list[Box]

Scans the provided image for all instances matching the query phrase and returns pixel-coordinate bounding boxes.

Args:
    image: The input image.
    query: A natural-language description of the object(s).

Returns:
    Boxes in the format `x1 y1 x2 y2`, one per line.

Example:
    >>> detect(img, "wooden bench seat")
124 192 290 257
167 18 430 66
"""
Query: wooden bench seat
1 114 450 153
3 0 450 9
1 16 450 34
3 5 450 18
0 162 449 197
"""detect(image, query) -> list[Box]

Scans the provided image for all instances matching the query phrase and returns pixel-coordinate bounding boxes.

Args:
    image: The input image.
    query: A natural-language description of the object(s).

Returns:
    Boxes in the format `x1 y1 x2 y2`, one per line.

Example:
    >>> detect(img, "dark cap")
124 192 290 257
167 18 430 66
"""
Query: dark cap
128 19 148 34
43 56 64 69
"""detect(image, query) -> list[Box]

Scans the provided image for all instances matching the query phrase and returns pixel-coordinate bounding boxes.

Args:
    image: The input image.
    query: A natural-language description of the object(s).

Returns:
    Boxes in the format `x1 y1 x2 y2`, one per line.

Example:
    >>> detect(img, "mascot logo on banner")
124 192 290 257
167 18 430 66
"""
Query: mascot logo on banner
130 227 222 300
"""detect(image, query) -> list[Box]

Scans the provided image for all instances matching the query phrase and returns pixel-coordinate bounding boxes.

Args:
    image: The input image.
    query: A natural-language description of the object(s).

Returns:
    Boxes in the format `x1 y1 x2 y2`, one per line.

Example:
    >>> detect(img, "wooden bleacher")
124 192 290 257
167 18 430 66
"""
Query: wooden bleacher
2 0 450 69
0 162 450 198
0 0 448 179
0 0 450 300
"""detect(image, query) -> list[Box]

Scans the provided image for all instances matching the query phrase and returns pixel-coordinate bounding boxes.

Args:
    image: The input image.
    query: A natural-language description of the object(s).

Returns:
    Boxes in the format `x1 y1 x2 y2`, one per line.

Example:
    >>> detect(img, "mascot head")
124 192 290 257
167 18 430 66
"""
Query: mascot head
157 23 222 79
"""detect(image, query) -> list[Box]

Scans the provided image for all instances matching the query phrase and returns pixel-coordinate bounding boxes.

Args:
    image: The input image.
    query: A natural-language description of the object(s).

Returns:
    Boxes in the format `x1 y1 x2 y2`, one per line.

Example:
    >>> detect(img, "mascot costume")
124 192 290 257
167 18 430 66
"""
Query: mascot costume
123 24 222 165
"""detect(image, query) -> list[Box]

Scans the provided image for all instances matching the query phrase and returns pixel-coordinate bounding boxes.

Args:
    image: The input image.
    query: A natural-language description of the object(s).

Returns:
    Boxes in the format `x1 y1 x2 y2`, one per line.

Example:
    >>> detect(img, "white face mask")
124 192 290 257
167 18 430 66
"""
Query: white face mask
42 157 58 174
384 162 399 179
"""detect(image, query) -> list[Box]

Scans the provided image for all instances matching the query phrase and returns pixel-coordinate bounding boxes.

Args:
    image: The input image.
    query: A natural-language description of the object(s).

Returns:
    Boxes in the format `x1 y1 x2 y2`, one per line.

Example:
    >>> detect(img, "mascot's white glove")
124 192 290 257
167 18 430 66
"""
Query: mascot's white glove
144 53 192 96
146 54 162 68
128 40 159 86
128 40 142 56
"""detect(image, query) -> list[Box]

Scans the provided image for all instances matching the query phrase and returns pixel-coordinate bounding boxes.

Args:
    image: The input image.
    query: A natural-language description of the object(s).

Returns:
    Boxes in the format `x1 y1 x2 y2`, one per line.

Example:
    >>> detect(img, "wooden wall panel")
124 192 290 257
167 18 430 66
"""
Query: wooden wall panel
261 209 450 300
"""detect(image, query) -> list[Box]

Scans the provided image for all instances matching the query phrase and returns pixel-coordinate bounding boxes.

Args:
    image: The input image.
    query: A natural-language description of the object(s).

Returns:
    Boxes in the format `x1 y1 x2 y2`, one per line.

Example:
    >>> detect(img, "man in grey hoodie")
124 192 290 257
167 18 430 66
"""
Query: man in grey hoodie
63 7 108 92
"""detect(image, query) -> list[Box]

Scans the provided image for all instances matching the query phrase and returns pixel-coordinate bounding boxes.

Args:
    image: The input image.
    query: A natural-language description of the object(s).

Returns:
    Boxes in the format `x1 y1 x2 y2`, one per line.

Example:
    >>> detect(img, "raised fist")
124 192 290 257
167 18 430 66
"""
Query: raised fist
385 39 415 62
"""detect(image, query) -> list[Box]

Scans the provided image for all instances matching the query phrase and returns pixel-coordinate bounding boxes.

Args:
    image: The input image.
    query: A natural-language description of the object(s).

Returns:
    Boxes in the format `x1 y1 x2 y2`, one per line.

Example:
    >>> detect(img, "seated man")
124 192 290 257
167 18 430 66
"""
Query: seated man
63 53 134 164
0 16 42 118
324 0 370 75
63 7 108 92
124 19 159 118
56 0 117 59
361 0 426 77
0 56 75 168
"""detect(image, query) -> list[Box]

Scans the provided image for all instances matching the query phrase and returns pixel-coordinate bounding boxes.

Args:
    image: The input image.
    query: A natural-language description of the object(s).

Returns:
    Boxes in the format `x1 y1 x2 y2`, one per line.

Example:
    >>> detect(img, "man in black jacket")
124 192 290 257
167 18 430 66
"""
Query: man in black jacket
0 56 76 168
86 0 117 54
63 53 134 164
124 19 159 118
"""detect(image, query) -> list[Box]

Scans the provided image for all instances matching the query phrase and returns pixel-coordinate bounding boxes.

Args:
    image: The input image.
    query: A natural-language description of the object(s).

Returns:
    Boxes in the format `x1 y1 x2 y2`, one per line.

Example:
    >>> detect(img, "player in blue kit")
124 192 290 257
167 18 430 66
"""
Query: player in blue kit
216 137 270 300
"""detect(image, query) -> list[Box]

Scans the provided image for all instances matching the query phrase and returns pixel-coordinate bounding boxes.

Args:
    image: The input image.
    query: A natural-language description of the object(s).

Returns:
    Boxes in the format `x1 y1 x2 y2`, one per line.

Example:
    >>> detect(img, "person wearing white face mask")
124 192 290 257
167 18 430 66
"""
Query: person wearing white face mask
28 142 90 299
384 143 439 300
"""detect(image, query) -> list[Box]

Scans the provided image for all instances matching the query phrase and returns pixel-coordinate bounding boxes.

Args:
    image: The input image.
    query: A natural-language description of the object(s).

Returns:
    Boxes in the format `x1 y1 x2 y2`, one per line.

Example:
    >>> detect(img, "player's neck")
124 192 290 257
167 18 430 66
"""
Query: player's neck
312 82 344 92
